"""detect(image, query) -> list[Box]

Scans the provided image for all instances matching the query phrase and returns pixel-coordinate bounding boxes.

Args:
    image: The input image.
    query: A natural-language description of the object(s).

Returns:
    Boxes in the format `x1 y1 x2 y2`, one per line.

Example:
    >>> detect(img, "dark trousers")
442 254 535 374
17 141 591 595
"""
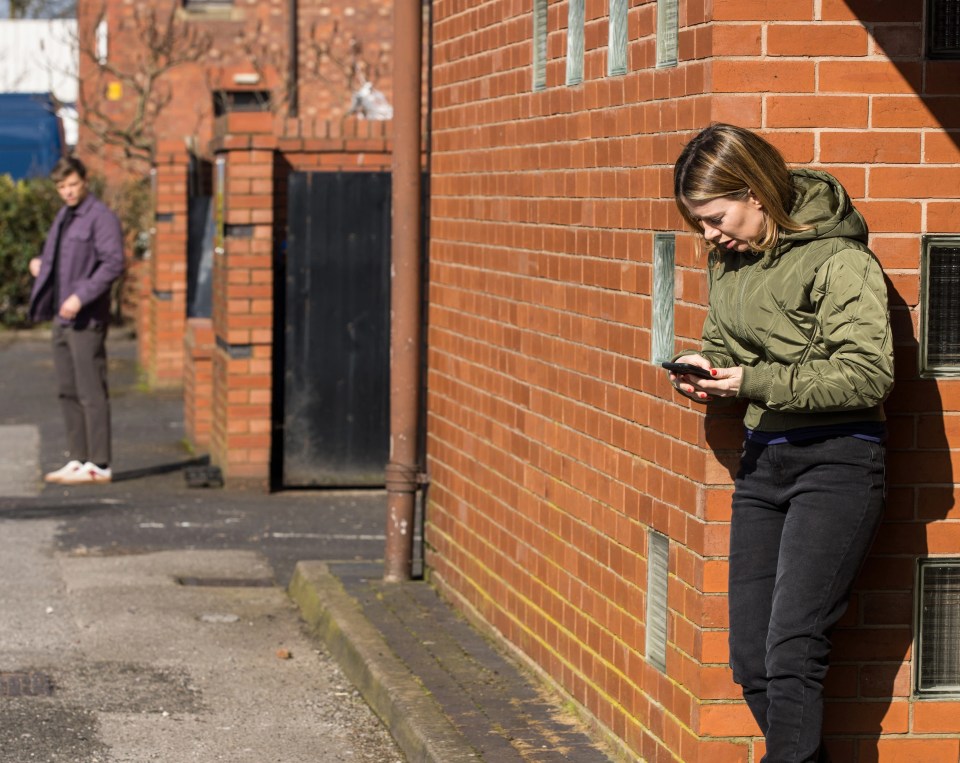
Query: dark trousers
51 323 111 466
728 436 885 763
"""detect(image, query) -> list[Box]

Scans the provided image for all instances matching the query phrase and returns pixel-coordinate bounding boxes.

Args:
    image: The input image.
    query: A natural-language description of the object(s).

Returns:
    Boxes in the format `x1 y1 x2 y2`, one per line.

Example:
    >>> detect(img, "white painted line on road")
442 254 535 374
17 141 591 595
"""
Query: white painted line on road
132 526 387 542
268 532 386 541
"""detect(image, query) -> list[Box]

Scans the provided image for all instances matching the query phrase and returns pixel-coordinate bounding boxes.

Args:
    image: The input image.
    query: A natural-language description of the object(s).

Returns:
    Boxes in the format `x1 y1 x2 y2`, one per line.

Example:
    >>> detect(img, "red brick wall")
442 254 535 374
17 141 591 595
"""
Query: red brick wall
427 0 960 760
143 140 190 387
184 317 214 447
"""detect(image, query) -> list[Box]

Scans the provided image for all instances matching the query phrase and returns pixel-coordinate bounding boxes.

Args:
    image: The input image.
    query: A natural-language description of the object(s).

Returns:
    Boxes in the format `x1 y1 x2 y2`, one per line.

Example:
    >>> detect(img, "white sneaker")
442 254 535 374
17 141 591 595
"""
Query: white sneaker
44 460 84 483
58 462 112 484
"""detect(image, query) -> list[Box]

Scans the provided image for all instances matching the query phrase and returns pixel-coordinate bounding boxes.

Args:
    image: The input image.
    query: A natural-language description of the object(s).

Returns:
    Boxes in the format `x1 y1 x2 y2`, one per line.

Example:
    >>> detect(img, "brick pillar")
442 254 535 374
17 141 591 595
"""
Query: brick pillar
142 140 190 388
183 317 215 449
208 113 276 484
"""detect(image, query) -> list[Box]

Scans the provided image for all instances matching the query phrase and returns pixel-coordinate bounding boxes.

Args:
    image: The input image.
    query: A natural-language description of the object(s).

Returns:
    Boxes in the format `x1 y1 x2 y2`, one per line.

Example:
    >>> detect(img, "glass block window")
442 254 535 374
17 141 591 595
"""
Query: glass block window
652 233 676 363
533 0 548 91
608 0 628 76
656 0 679 68
916 559 960 695
929 0 960 59
566 0 584 86
646 530 669 672
920 236 960 375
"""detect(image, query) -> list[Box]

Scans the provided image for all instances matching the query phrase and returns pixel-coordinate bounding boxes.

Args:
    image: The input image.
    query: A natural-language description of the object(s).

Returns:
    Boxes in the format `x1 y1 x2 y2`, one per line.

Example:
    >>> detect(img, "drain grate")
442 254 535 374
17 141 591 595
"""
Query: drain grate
176 577 274 588
0 671 54 697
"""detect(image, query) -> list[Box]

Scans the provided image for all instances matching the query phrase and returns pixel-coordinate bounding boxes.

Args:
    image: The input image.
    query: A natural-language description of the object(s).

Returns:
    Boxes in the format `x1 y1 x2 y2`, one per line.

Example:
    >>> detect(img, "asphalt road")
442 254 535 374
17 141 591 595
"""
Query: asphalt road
0 331 404 762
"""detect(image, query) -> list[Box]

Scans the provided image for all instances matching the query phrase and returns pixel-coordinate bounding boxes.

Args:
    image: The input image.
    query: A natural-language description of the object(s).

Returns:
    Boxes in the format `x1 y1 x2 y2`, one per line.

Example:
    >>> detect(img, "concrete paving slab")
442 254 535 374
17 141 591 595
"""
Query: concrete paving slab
0 516 403 763
57 549 403 762
0 424 40 497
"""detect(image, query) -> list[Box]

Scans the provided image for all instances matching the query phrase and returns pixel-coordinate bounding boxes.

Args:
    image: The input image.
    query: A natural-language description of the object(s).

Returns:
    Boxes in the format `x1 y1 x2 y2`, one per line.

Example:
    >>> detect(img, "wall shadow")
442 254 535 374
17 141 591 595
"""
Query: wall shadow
829 5 960 756
826 280 955 761
846 1 960 145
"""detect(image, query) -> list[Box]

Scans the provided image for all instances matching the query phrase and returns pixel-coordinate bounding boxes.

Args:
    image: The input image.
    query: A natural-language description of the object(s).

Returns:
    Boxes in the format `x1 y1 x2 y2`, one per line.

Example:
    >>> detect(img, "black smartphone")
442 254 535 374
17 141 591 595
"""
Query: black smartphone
661 361 713 379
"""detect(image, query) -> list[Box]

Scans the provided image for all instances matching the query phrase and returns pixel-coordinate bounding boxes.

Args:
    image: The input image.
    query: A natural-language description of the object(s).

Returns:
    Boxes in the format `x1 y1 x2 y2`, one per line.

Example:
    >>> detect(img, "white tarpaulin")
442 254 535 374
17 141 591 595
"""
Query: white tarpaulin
0 19 78 145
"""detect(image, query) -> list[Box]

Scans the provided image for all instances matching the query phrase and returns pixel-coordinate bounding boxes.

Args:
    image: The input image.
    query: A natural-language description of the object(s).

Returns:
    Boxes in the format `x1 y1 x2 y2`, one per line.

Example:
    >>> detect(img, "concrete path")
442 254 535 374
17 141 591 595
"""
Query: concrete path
0 332 618 763
0 333 402 762
0 424 40 497
0 519 402 762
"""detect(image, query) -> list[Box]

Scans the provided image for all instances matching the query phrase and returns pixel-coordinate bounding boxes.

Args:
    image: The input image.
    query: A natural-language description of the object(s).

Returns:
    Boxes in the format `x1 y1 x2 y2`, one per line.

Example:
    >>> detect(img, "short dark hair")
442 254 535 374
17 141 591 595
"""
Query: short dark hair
50 156 87 183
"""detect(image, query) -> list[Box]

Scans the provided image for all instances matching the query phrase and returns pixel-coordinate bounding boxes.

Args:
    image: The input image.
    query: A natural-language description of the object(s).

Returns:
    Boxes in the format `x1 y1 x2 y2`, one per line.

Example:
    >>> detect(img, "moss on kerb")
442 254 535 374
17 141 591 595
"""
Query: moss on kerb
287 561 481 763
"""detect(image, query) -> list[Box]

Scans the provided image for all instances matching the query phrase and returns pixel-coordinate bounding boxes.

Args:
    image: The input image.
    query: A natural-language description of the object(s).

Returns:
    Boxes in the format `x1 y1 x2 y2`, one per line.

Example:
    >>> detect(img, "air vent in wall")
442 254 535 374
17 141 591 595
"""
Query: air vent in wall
916 559 960 695
929 0 960 59
920 236 960 375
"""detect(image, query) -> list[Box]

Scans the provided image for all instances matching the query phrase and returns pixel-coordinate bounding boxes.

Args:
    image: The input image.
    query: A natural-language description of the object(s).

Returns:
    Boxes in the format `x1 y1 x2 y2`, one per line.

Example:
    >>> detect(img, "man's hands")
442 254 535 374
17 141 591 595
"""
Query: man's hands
59 294 82 321
30 258 84 321
666 355 742 401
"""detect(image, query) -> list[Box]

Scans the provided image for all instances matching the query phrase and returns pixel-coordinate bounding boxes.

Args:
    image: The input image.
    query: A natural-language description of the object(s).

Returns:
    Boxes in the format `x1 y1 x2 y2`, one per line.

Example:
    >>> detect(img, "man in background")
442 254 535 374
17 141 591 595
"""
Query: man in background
28 156 124 484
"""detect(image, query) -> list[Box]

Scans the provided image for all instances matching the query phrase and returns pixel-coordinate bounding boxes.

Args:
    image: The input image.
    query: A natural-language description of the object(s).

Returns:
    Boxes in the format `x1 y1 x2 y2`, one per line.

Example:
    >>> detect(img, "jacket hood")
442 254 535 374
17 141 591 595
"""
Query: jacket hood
765 169 868 265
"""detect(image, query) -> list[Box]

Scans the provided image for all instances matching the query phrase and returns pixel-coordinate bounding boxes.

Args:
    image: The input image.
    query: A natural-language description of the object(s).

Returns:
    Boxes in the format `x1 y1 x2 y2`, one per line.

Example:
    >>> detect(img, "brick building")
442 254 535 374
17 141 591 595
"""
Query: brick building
425 0 960 761
75 0 395 478
76 0 393 176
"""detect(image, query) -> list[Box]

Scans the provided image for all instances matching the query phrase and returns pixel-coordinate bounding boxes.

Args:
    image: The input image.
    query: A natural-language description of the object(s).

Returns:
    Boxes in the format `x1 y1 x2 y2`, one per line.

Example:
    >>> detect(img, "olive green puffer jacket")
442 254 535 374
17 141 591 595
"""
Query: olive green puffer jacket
683 169 894 432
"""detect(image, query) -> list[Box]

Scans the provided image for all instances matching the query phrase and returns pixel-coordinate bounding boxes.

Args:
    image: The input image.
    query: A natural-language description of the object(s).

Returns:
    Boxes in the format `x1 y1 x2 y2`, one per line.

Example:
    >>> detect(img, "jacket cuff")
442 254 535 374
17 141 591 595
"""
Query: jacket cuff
739 364 773 402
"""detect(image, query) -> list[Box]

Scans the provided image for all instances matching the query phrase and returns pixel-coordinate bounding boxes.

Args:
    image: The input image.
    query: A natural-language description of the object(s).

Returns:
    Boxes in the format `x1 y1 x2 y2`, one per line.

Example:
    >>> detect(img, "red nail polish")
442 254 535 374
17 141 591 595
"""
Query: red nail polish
710 369 717 376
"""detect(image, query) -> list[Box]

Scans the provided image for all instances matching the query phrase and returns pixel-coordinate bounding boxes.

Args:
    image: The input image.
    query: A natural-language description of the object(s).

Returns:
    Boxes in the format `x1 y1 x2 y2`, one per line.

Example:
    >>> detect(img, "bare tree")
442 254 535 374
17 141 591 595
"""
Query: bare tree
227 21 286 114
71 2 211 171
307 20 389 93
233 17 391 119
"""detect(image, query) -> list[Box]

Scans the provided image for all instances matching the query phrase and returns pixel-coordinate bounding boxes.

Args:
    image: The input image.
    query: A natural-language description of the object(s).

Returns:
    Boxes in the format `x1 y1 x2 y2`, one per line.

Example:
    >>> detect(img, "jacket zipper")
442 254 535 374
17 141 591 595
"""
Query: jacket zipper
735 252 749 339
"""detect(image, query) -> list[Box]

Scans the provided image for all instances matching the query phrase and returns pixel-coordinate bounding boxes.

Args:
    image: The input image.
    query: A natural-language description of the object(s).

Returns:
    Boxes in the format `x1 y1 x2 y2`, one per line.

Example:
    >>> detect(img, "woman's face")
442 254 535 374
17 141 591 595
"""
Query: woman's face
681 193 766 253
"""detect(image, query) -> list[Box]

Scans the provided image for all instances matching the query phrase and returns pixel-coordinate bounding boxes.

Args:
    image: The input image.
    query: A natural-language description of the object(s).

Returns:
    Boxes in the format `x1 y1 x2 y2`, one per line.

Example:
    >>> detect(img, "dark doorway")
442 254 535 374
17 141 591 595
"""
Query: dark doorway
281 171 391 487
186 154 214 319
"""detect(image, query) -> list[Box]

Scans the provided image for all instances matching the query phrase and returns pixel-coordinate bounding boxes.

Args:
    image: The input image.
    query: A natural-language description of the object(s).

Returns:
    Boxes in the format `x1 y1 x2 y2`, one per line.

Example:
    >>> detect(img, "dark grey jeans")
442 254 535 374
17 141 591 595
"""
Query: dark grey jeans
52 322 111 466
728 435 885 763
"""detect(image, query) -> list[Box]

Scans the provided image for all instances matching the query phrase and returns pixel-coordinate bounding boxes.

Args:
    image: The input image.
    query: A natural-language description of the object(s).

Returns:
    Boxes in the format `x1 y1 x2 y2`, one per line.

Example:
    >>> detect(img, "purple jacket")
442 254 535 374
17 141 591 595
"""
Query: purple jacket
29 193 125 328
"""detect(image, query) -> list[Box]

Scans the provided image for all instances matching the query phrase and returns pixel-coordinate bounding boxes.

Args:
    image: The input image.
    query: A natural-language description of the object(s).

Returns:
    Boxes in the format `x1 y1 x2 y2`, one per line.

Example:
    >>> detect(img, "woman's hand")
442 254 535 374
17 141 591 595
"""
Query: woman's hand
698 366 741 398
666 355 714 401
666 355 742 401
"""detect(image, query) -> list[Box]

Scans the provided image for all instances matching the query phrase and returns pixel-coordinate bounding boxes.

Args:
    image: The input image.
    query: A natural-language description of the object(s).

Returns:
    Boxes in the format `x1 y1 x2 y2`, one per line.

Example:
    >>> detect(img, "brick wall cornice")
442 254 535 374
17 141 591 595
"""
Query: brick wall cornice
210 113 397 152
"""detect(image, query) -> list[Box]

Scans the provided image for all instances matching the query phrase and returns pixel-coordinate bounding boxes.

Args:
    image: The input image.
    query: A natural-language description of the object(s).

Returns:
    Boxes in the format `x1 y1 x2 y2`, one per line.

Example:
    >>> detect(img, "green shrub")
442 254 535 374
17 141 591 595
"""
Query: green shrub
0 172 154 328
102 176 152 324
0 174 61 328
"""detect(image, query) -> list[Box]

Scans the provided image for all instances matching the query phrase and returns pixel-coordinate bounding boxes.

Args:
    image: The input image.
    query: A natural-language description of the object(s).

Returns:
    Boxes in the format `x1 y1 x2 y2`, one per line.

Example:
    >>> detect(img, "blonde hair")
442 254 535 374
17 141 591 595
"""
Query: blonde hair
673 124 807 253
